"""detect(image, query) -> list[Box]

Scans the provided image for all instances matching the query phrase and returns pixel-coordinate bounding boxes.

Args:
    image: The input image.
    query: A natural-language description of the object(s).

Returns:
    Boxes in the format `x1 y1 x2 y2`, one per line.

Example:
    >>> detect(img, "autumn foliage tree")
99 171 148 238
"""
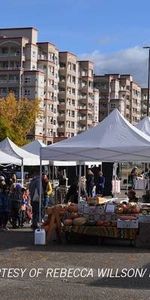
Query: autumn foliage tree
0 93 40 146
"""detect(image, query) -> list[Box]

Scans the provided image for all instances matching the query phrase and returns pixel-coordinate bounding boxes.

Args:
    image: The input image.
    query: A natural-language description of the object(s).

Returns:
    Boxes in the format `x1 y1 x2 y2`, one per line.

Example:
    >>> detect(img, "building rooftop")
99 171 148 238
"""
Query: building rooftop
0 27 38 31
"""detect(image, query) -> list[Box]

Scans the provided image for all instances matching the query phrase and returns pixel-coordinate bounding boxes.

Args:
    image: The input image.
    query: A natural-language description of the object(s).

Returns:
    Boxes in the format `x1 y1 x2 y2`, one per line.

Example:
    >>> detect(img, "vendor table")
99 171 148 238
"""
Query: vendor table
63 225 138 241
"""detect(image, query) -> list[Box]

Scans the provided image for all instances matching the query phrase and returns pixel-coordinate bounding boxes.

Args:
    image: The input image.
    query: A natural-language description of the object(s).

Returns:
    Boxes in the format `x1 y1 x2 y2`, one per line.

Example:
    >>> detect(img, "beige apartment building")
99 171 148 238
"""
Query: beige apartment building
141 88 149 117
94 74 141 124
58 54 97 139
0 27 98 144
58 52 78 139
37 42 59 144
0 27 46 141
78 61 95 133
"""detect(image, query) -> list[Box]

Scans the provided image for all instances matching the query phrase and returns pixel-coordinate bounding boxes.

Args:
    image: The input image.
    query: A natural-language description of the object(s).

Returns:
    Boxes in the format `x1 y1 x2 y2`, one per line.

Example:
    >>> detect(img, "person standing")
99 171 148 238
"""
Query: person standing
29 173 41 229
96 171 105 195
42 174 53 208
130 167 138 189
86 169 95 197
0 183 10 230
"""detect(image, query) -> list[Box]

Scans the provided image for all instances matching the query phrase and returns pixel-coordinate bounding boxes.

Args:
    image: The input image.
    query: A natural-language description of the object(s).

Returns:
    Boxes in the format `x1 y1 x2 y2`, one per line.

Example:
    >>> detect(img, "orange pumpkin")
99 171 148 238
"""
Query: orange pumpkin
96 220 104 226
67 205 78 213
64 219 73 226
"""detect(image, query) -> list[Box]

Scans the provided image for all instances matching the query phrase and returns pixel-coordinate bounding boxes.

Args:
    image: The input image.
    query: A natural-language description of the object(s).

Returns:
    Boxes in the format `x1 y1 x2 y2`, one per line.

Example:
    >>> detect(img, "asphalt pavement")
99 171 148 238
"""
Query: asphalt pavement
0 227 150 300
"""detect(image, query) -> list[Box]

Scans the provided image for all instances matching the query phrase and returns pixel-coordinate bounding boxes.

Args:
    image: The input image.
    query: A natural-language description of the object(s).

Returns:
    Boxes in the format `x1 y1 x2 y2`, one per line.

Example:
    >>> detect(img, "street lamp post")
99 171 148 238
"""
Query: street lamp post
143 46 150 116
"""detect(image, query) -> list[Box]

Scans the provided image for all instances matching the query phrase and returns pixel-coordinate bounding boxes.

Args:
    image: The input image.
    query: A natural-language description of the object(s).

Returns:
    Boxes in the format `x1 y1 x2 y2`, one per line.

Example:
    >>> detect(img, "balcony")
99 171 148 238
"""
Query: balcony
78 116 87 125
57 126 65 133
78 97 87 105
38 54 47 60
78 105 87 112
58 115 65 122
58 102 65 111
0 66 21 71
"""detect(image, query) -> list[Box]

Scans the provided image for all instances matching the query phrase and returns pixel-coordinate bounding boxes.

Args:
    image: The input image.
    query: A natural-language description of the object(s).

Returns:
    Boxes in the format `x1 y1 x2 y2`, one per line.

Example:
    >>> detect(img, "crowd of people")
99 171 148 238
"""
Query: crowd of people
0 168 106 230
0 172 53 230
1 165 149 231
64 169 105 204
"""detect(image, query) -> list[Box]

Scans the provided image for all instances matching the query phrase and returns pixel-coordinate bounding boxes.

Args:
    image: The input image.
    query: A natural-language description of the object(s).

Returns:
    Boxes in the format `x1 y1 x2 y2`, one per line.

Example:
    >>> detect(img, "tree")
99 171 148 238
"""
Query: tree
0 93 40 146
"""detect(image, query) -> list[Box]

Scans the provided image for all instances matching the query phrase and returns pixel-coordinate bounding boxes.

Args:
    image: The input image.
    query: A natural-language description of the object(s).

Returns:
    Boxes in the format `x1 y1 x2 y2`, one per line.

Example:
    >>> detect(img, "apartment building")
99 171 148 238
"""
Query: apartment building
58 52 78 138
77 61 94 133
94 74 141 124
0 27 98 143
0 27 46 141
141 88 149 117
37 42 59 144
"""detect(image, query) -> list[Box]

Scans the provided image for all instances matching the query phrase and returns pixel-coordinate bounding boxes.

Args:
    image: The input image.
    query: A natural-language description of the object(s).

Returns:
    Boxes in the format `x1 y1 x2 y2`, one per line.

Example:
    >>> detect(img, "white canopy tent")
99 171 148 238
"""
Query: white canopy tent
0 137 40 165
40 109 150 163
0 149 21 165
0 137 41 185
135 116 150 136
22 140 101 167
37 109 150 224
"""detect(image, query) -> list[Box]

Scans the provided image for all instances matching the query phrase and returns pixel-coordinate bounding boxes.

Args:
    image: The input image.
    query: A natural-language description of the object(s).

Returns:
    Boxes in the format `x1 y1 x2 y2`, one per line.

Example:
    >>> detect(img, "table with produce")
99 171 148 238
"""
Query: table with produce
42 196 150 245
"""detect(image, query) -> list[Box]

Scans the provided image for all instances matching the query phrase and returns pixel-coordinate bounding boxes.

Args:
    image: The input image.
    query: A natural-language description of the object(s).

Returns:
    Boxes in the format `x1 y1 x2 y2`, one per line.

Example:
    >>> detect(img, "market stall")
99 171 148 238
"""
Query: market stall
42 198 150 246
40 109 150 245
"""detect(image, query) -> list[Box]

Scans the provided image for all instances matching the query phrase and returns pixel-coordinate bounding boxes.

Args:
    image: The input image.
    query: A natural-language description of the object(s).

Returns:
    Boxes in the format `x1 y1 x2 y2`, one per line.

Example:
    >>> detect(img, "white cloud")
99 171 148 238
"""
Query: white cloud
80 46 148 87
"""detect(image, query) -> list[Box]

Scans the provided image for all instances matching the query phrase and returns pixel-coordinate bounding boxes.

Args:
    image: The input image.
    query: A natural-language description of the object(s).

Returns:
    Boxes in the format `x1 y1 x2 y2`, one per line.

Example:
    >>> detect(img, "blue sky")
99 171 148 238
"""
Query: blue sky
1 0 150 85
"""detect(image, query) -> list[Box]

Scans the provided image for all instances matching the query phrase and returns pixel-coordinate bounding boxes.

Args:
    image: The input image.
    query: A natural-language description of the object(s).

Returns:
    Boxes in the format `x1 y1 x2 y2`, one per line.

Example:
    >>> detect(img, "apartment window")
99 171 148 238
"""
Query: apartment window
72 88 75 95
72 111 75 117
68 62 71 70
1 47 8 54
71 122 75 129
1 61 8 68
60 62 66 68
0 87 7 94
89 81 93 88
33 51 36 57
9 75 18 81
72 76 76 84
59 87 65 92
24 89 30 96
72 64 76 71
67 88 71 94
0 75 7 81
49 53 54 61
25 77 31 83
72 99 75 106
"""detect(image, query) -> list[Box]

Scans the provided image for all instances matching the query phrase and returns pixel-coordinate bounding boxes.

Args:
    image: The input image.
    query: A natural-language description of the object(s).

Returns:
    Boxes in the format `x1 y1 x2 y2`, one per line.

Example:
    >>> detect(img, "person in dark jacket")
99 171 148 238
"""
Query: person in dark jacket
0 183 10 230
29 174 41 229
10 183 22 228
96 171 105 195
86 170 95 197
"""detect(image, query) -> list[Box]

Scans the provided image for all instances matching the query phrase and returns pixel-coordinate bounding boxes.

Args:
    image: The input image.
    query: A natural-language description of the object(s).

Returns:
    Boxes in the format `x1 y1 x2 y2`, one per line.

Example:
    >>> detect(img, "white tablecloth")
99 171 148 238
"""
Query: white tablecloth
112 180 120 194
134 178 147 190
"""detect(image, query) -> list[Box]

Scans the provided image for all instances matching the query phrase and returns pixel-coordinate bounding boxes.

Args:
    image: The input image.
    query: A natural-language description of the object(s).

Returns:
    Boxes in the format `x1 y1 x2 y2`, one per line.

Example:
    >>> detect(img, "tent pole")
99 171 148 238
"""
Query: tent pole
78 163 82 203
39 149 42 225
21 161 24 186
